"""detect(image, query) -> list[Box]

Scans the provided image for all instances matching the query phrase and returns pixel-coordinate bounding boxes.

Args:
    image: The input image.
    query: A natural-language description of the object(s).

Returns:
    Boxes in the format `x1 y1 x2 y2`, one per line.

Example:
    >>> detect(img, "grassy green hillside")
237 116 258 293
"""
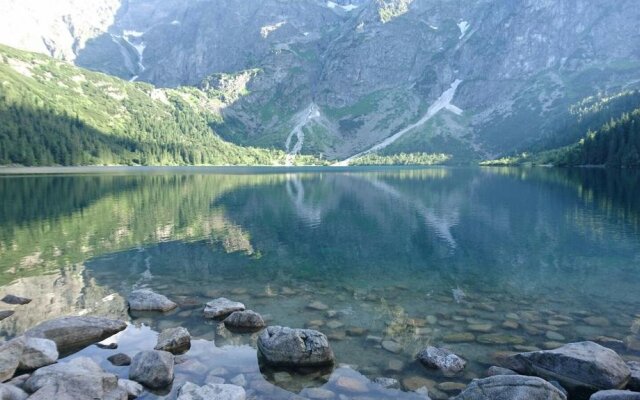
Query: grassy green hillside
0 44 322 166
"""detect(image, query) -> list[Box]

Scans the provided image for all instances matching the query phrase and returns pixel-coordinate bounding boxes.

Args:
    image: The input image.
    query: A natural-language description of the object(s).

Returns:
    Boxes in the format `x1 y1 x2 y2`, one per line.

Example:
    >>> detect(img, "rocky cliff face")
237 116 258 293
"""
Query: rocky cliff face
1 0 639 161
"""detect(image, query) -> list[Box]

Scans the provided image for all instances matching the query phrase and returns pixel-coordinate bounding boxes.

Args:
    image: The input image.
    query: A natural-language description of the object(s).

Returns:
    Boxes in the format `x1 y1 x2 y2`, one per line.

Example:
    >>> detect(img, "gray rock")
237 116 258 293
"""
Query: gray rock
486 366 518 376
374 377 400 389
7 374 29 389
590 390 640 400
628 362 640 391
154 327 191 355
177 382 246 400
24 316 127 355
453 375 567 400
505 341 630 398
118 379 144 399
24 357 126 400
417 346 466 374
108 353 131 366
381 340 402 354
129 350 174 389
204 298 245 319
0 383 28 400
0 311 15 321
0 339 24 382
18 337 58 371
1 295 31 305
127 289 177 312
257 326 334 367
223 310 265 332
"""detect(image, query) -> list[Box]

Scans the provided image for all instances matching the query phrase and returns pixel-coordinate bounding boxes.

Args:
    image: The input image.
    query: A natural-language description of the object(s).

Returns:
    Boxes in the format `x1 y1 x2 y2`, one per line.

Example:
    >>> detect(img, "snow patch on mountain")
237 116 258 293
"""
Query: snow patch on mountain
327 1 359 11
457 20 470 39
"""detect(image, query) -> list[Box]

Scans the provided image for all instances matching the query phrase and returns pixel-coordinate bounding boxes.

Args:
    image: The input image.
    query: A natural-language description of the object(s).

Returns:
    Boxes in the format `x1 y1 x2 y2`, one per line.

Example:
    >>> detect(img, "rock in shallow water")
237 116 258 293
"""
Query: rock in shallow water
24 316 127 355
0 311 14 321
257 326 334 367
628 361 640 391
118 378 143 399
223 310 265 332
505 341 630 399
24 357 126 400
108 353 132 366
18 337 58 371
0 339 24 382
0 382 28 400
453 375 567 400
154 327 191 355
1 295 31 306
129 350 174 389
590 390 640 400
417 346 466 374
204 298 245 319
177 382 246 400
127 289 177 312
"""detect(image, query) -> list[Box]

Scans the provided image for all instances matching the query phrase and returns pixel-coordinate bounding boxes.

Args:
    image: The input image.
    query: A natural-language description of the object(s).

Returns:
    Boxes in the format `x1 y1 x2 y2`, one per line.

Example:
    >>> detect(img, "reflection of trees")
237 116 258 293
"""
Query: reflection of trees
0 174 289 284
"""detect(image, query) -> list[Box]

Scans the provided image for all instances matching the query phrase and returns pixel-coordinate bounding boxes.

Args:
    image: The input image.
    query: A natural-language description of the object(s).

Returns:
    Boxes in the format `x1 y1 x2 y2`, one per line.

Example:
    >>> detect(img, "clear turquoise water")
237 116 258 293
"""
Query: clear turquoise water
0 167 639 399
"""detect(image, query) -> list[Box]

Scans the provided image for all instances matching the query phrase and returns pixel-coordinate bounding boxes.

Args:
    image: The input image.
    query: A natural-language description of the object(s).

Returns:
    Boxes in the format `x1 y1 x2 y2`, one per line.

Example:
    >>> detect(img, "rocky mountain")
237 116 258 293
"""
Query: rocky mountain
1 0 639 163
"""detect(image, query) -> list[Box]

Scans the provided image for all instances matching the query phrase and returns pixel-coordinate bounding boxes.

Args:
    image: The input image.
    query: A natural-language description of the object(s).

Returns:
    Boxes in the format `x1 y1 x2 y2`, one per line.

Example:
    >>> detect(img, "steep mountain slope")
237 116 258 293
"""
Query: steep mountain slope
0 44 319 166
481 90 640 167
1 0 639 163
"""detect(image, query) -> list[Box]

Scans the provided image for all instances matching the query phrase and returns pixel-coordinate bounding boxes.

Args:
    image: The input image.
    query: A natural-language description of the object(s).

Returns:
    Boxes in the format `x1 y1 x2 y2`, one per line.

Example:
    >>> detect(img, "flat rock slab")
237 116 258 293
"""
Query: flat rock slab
223 310 265 332
505 341 630 398
129 350 174 389
257 326 334 367
204 298 245 319
590 390 640 400
155 327 191 355
453 375 567 400
127 289 177 312
177 382 246 400
1 295 31 305
417 346 466 374
25 316 127 355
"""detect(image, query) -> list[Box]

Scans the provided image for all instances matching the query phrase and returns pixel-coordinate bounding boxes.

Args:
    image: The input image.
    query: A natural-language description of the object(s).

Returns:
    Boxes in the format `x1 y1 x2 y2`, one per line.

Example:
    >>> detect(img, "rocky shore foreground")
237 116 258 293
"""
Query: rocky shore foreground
1 289 640 400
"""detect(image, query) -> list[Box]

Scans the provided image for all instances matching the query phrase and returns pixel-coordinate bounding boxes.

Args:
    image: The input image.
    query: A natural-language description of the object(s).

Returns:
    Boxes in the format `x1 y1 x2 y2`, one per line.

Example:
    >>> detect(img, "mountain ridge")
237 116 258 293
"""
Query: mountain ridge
1 0 640 164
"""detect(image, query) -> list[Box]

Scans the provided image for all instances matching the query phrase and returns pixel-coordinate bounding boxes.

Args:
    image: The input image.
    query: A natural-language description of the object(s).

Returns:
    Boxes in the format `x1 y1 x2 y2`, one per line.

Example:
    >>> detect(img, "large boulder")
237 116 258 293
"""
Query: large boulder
0 383 28 400
204 298 245 319
505 342 630 399
0 339 24 382
24 316 127 355
223 310 265 332
127 289 177 312
177 382 246 400
453 375 567 400
24 357 126 400
18 337 58 371
154 327 191 355
590 390 640 400
257 326 334 367
129 350 174 389
417 346 466 375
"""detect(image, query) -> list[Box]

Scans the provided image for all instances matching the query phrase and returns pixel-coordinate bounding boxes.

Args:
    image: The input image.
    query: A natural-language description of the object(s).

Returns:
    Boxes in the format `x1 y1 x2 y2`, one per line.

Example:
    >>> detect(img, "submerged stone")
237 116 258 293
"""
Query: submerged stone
127 289 177 312
417 346 466 374
453 375 566 400
1 296 31 305
204 298 245 319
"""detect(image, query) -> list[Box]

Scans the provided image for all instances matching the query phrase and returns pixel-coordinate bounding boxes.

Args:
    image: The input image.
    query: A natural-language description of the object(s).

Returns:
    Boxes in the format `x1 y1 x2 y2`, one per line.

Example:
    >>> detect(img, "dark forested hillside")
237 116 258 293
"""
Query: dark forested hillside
0 45 321 166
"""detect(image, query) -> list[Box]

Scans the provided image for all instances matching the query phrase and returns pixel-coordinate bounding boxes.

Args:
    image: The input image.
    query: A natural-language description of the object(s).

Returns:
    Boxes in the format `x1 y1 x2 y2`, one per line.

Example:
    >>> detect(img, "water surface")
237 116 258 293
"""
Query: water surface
1 167 639 399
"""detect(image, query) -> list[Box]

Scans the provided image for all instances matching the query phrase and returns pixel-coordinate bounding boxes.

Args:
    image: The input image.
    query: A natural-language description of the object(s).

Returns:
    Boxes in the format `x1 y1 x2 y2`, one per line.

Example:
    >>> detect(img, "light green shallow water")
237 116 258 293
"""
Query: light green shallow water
0 166 639 399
